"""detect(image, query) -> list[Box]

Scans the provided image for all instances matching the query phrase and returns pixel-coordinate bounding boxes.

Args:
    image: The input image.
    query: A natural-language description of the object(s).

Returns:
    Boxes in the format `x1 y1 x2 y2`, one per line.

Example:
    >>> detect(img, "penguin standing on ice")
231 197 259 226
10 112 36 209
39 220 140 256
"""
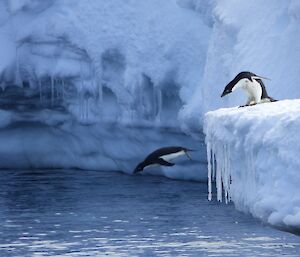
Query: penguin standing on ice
221 71 277 107
133 146 193 174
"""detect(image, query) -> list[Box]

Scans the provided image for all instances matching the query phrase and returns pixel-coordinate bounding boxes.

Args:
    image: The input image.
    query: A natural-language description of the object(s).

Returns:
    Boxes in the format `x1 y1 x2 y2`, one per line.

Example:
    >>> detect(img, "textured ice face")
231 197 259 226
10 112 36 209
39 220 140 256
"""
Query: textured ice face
7 0 54 13
204 99 300 230
2 1 299 130
0 0 210 127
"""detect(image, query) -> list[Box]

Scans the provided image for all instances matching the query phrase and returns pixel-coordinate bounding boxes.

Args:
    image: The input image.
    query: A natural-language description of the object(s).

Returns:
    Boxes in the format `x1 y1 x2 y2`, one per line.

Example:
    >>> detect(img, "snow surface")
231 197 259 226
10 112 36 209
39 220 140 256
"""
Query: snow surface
204 100 300 230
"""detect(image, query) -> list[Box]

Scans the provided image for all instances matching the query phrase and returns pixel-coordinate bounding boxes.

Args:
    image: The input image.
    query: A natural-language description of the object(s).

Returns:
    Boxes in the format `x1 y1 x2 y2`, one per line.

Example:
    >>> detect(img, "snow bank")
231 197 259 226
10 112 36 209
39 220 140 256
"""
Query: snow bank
181 0 300 130
204 100 300 230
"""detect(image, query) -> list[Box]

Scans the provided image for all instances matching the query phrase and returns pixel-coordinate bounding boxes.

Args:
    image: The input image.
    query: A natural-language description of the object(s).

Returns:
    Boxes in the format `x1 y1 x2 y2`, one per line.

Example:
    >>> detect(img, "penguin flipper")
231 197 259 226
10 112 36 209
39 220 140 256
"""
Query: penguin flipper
157 158 175 167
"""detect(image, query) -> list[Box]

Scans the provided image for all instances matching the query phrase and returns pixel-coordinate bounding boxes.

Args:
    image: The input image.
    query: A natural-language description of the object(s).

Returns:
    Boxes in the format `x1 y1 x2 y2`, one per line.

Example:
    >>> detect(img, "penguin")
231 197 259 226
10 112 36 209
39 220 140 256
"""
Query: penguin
221 71 277 107
133 146 194 174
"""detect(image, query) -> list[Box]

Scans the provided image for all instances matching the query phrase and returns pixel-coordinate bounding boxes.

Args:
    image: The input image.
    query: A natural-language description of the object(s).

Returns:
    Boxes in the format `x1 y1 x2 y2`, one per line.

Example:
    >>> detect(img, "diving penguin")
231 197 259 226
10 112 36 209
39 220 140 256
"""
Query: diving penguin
221 71 277 107
133 146 193 174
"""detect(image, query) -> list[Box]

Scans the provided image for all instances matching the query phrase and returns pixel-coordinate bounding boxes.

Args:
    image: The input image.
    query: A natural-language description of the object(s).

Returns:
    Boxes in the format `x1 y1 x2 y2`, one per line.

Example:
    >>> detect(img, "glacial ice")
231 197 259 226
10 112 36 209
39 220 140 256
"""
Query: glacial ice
0 0 210 127
0 0 300 225
204 100 300 229
1 0 300 128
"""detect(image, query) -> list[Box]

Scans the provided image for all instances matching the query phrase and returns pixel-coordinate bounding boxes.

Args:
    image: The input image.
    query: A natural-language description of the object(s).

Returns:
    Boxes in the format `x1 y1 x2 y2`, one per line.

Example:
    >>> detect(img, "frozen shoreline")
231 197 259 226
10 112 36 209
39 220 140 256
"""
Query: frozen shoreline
204 100 300 230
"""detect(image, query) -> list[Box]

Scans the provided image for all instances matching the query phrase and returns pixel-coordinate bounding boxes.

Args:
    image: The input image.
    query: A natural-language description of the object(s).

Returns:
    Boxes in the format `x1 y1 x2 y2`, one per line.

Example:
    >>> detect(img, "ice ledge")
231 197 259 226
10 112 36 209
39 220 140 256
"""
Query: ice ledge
204 100 300 230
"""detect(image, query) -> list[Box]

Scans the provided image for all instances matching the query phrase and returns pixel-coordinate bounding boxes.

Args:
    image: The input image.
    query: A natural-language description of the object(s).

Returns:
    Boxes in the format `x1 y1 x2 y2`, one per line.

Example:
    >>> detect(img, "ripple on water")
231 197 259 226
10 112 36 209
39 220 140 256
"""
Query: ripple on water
0 170 299 257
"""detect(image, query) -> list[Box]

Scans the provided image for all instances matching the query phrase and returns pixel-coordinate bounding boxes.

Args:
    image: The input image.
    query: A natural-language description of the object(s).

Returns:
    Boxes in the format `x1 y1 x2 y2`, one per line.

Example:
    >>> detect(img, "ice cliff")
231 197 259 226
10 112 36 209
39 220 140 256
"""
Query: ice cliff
0 0 300 188
205 100 300 230
0 0 210 127
0 0 210 175
1 1 300 128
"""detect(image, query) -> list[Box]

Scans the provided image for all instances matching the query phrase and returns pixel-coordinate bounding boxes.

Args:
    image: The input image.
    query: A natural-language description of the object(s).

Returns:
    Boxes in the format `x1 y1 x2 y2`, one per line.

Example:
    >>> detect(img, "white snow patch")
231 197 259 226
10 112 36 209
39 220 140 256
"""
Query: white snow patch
204 100 300 230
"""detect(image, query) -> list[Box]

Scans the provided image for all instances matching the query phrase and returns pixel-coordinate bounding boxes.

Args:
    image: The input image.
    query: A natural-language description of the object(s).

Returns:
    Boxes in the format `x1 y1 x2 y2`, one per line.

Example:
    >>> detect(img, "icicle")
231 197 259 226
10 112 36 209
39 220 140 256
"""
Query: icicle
15 47 22 87
225 145 232 203
223 144 229 204
98 80 103 106
86 97 89 119
212 147 216 182
38 79 42 104
207 140 212 201
96 80 103 120
51 76 54 106
155 88 162 123
61 79 65 101
216 143 223 202
205 118 234 204
56 79 60 99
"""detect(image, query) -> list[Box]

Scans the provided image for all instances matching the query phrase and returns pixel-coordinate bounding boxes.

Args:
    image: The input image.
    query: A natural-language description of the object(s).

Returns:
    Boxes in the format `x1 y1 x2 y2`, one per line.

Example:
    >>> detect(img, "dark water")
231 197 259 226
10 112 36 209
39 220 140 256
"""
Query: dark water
0 170 299 257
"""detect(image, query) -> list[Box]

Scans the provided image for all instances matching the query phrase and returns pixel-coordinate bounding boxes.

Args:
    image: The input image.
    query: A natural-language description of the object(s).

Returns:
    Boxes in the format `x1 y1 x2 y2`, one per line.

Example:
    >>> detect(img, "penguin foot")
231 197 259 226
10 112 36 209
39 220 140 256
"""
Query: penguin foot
239 102 257 108
239 104 250 108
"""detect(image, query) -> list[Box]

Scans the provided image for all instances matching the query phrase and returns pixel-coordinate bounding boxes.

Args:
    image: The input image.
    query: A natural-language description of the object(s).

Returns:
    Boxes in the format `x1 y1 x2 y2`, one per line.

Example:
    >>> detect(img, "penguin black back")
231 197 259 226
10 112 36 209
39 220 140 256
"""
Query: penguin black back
146 146 188 160
133 146 193 174
221 71 277 105
254 78 269 99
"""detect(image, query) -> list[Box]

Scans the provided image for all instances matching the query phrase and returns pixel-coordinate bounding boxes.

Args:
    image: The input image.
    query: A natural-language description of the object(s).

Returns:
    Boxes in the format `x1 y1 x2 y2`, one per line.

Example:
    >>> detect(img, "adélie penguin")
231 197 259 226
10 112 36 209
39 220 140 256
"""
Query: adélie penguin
221 71 277 107
133 146 194 174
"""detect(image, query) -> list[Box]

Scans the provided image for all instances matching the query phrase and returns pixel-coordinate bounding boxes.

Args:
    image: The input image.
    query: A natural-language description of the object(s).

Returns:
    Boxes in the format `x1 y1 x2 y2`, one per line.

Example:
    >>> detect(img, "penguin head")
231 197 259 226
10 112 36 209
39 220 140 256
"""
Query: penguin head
133 161 146 174
221 71 269 97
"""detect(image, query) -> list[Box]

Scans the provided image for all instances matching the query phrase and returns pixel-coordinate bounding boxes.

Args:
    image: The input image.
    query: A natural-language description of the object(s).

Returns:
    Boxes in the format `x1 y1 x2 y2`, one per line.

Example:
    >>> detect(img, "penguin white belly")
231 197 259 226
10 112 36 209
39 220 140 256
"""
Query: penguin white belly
144 164 159 170
243 81 262 103
160 151 185 162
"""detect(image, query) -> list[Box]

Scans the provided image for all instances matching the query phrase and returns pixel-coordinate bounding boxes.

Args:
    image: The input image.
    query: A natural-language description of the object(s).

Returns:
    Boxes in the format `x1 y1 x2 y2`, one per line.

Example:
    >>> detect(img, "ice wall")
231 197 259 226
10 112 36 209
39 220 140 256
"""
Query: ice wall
1 1 300 129
181 0 300 131
0 110 207 180
204 100 300 230
0 0 210 127
1 0 300 179
0 0 212 175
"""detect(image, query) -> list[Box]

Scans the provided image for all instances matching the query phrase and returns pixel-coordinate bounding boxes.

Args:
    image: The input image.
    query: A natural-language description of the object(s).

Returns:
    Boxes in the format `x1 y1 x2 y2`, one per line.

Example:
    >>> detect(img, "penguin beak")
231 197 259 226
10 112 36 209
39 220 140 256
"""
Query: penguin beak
221 89 231 97
252 75 271 81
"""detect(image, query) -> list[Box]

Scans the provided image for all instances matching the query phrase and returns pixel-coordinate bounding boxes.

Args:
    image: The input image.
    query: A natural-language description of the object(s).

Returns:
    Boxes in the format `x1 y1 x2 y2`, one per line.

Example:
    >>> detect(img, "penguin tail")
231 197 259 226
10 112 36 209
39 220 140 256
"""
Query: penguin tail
269 97 278 102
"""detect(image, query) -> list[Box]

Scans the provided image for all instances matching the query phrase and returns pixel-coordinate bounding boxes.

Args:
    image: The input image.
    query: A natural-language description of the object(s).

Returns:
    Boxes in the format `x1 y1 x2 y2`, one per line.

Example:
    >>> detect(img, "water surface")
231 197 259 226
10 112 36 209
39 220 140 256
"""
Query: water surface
0 170 299 256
